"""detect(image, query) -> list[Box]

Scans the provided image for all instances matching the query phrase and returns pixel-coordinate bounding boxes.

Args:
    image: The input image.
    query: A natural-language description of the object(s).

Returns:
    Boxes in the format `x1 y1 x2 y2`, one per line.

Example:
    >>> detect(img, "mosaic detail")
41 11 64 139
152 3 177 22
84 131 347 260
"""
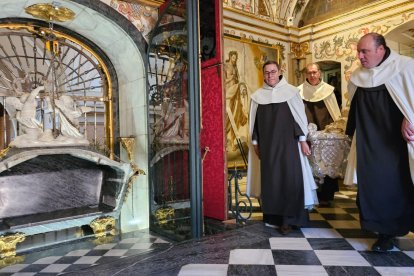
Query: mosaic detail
215 0 311 26
102 0 158 41
313 34 359 71
312 12 414 71
258 0 270 17
293 0 306 17
224 0 254 13
223 0 298 25
274 0 295 25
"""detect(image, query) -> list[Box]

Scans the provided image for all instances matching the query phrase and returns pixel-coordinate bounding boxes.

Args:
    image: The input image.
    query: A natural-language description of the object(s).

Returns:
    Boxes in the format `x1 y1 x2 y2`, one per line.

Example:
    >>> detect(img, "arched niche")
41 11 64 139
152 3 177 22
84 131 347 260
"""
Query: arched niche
0 0 150 232
384 20 414 58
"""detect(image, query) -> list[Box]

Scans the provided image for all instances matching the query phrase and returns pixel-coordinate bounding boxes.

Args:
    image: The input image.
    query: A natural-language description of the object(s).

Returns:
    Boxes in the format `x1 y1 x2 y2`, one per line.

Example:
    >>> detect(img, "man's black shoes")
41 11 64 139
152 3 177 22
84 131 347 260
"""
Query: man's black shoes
371 234 395 252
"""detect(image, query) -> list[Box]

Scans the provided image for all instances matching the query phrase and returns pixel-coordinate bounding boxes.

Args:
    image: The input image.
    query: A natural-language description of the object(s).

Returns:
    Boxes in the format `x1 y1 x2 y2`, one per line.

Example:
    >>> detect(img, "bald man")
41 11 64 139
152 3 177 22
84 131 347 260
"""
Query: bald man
298 63 341 207
346 32 414 252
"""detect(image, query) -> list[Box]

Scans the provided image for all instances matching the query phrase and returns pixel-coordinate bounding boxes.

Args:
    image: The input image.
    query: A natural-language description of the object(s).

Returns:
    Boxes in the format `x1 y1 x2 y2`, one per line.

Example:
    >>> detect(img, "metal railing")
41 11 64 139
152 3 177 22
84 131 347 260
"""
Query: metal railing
227 168 253 224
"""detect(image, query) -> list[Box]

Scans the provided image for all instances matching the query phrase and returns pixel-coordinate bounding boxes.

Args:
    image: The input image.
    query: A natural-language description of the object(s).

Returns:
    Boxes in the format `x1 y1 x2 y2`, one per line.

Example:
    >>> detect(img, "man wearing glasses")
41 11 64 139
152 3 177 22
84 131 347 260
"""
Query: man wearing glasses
298 63 342 207
247 60 318 235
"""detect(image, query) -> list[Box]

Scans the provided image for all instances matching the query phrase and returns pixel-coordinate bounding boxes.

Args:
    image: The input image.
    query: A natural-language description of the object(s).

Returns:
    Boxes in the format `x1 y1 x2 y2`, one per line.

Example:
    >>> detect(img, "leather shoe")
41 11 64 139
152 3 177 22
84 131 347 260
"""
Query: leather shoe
279 225 292 235
371 234 395 252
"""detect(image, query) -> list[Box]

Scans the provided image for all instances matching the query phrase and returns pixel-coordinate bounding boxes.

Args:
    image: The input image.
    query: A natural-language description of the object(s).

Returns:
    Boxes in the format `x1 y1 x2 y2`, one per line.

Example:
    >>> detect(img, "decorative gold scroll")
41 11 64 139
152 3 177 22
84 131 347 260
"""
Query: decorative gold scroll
25 3 75 22
119 136 136 162
90 216 116 238
0 232 26 259
290 42 310 59
155 206 175 225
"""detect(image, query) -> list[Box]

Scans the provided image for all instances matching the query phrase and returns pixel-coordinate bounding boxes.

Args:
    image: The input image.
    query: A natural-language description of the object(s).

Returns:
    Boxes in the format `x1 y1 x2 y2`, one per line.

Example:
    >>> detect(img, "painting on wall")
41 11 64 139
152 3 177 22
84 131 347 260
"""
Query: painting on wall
224 0 255 13
224 36 281 168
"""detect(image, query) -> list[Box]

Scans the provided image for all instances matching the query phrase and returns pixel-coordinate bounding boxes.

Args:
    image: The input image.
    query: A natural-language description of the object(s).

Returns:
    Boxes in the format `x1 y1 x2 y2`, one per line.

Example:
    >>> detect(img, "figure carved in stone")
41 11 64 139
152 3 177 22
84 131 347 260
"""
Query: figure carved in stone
44 94 91 139
6 86 43 142
5 85 91 148
155 97 188 144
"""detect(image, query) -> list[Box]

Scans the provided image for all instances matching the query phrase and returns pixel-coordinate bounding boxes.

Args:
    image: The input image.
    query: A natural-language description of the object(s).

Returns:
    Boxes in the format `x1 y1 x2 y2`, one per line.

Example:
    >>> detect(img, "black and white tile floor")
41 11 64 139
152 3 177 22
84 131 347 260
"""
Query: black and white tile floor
1 187 414 275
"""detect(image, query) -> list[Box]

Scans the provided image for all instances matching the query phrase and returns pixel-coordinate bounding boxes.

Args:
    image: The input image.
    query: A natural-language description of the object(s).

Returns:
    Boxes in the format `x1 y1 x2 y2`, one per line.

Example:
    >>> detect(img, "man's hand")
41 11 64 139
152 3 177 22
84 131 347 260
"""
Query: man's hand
300 141 311 156
401 118 414 142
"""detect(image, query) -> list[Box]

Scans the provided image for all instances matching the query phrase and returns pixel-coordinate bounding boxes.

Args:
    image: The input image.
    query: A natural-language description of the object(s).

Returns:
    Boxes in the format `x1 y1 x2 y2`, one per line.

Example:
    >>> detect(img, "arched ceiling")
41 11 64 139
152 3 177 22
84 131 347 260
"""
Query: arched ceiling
224 0 381 26
224 0 414 50
299 0 381 26
385 21 414 48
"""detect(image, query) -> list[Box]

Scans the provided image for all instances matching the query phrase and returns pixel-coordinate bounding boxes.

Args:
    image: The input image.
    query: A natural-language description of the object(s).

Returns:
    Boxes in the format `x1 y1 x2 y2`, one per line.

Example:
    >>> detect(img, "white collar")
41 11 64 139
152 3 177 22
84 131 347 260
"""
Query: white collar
299 80 334 102
350 50 405 87
251 77 298 104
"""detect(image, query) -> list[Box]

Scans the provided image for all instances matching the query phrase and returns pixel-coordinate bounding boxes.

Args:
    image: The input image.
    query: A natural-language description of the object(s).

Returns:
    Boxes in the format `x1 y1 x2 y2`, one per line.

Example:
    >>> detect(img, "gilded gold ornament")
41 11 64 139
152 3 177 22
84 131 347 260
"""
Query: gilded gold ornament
89 216 116 238
119 136 135 162
25 3 75 22
0 232 26 259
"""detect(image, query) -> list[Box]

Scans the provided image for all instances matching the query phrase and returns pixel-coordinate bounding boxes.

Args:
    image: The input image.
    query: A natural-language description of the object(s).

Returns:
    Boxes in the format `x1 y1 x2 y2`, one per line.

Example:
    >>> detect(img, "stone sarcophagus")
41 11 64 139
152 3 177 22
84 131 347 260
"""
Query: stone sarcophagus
307 121 351 183
0 80 139 257
0 147 132 255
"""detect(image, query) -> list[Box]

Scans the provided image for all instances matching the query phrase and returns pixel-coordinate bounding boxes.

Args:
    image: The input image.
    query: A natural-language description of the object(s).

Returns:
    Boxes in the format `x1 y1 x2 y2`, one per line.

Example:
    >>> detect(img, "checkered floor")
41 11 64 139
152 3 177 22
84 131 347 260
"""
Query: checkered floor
0 231 173 275
179 188 414 276
1 187 414 275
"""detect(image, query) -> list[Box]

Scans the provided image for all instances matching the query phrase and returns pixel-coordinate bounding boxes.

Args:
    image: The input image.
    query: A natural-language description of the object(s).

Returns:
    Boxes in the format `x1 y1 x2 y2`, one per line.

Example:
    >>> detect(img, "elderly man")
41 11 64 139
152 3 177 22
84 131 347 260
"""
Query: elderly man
298 63 341 207
345 32 414 252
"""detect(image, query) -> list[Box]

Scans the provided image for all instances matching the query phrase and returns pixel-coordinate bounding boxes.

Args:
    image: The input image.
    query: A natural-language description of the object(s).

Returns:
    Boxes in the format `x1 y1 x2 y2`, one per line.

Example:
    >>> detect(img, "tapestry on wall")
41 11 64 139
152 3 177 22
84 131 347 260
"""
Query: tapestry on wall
224 36 280 168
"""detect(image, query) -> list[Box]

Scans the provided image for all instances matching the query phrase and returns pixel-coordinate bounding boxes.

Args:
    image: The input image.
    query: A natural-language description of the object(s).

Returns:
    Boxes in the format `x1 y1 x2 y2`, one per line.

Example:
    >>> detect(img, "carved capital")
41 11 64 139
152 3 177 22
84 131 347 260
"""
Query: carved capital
290 42 310 59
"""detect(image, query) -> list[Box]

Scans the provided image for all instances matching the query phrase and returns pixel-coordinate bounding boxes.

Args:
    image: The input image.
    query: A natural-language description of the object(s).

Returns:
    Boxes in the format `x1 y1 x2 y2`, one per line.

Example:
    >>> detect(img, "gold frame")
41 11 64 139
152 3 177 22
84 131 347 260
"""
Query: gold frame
224 35 282 63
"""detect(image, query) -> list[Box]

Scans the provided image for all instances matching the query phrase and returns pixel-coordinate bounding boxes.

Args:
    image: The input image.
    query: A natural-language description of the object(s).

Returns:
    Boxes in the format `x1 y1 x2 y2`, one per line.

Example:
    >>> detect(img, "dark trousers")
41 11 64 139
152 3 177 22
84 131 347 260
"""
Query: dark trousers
317 176 339 202
263 212 309 227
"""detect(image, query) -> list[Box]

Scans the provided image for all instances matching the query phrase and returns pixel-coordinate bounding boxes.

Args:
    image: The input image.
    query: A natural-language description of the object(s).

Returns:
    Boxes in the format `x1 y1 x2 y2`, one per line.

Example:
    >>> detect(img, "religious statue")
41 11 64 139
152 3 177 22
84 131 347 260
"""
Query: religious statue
44 94 92 139
5 86 43 142
5 85 91 148
154 97 188 144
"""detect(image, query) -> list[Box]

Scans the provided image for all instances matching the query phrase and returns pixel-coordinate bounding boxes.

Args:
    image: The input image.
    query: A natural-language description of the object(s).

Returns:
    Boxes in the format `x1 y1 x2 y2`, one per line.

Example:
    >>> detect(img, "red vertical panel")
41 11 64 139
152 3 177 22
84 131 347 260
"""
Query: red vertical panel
199 0 226 220
161 151 189 201
201 65 227 220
